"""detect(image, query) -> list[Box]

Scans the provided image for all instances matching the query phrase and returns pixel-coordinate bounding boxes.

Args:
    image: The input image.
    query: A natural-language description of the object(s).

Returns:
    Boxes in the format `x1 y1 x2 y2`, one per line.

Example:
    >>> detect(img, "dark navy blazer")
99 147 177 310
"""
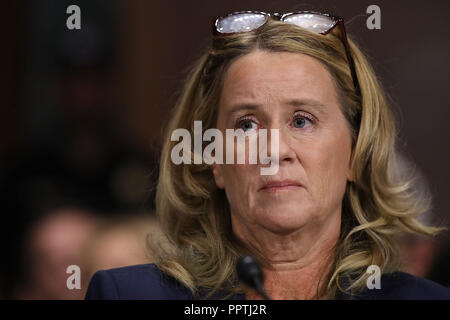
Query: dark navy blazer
85 263 450 300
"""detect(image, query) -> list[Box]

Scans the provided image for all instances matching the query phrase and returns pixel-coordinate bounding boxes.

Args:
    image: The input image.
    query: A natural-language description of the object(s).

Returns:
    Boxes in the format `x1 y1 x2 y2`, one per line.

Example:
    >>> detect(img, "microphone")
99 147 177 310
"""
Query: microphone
236 255 272 300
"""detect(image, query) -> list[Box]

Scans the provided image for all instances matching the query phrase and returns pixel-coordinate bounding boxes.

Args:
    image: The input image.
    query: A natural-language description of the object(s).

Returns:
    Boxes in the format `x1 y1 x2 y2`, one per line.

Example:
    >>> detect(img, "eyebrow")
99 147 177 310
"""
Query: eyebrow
286 98 326 108
227 98 326 116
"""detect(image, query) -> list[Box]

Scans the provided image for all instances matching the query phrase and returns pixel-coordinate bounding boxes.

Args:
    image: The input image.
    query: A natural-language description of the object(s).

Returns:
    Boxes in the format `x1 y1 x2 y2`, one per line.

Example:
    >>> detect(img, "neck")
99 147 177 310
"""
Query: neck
233 210 341 300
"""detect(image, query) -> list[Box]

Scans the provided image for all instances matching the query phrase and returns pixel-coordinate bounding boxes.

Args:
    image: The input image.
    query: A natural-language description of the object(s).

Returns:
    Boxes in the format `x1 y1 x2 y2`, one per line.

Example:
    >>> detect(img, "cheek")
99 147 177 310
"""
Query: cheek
221 164 258 189
220 164 259 206
219 135 261 189
305 131 352 198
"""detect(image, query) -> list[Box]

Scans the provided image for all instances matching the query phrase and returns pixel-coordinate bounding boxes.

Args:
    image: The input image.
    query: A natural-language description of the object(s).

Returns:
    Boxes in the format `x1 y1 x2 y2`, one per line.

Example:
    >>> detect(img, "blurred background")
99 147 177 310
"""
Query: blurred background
1 0 449 299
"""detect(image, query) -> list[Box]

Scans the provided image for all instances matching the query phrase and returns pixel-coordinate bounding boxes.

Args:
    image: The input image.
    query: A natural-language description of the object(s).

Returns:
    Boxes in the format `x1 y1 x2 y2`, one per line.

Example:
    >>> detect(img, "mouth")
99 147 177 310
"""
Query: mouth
259 180 303 192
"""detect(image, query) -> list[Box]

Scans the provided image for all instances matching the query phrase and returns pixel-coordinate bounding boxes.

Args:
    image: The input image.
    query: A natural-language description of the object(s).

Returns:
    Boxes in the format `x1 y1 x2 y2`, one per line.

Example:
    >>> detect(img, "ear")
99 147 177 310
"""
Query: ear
211 164 225 189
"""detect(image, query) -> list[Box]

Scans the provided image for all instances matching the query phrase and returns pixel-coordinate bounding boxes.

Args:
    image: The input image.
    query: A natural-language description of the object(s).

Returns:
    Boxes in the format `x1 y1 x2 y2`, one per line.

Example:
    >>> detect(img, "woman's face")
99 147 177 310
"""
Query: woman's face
212 50 354 235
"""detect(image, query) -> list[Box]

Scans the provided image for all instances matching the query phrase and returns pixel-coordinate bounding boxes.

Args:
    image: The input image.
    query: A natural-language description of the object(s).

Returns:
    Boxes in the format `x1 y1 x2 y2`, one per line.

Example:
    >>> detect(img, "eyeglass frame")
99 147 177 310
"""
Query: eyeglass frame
212 10 361 98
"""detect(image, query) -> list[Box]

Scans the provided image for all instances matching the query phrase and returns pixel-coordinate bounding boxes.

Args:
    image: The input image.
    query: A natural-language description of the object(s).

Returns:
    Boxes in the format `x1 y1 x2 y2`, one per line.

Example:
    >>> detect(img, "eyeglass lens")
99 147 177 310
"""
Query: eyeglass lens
216 12 335 34
216 13 268 34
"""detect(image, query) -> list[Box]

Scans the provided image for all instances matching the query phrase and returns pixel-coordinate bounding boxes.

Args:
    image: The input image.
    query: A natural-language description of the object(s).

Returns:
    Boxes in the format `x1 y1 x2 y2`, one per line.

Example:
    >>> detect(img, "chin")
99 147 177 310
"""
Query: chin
256 206 312 234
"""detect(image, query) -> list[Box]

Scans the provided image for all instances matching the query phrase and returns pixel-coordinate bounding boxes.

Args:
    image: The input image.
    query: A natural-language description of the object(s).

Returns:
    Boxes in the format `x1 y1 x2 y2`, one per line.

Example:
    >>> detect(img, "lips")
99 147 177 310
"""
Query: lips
260 179 303 192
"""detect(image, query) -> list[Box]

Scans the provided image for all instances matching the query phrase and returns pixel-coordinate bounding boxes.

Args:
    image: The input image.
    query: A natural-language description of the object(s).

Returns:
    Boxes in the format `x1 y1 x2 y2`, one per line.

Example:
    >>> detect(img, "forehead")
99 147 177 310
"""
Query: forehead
220 50 337 104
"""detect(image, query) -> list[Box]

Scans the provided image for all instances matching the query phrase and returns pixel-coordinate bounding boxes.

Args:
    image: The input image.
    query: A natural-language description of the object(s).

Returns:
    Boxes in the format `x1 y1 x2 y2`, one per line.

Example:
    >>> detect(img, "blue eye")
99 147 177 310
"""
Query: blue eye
293 116 313 128
238 119 258 132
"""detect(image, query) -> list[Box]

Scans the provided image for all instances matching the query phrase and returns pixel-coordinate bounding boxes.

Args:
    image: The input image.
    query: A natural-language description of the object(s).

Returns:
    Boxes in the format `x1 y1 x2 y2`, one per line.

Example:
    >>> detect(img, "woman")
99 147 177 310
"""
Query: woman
85 11 450 299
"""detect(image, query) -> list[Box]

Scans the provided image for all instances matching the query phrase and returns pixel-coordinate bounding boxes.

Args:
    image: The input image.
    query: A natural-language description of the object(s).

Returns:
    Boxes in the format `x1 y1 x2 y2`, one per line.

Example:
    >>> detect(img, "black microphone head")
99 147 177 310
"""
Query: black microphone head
236 255 264 289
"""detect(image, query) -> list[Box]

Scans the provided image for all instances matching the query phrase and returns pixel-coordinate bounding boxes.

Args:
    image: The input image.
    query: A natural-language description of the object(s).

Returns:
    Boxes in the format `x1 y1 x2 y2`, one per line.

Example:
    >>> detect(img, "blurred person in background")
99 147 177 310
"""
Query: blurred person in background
395 154 444 280
429 241 450 287
1 1 159 299
14 207 100 299
81 214 160 286
400 234 439 278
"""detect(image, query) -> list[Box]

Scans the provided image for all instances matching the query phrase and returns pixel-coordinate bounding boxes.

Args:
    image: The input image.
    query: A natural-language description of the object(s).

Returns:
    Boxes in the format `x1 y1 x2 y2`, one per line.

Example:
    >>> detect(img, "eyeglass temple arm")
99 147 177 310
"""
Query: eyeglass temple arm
337 21 361 97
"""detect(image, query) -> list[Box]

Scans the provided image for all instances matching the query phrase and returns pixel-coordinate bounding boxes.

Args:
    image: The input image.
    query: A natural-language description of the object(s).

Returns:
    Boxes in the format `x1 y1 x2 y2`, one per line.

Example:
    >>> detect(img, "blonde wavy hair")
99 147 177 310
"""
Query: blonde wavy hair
151 19 442 299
